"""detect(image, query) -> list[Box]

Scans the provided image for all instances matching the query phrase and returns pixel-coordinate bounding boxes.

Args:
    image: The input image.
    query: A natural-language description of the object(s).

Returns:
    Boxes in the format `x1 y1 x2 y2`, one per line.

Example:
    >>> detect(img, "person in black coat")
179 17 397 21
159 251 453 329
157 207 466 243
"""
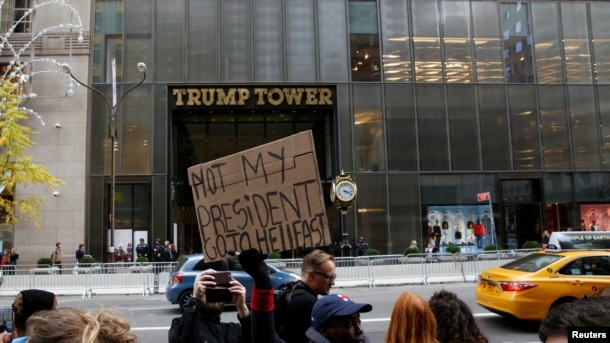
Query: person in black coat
6 247 19 275
135 238 150 259
162 241 178 262
152 238 165 262
275 249 336 343
168 269 251 343
151 238 165 273
433 221 442 248
238 249 372 343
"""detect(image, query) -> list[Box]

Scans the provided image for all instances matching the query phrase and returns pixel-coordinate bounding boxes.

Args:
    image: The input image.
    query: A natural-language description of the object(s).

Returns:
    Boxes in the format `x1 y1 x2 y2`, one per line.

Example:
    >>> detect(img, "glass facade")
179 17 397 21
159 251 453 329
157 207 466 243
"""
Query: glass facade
89 0 610 258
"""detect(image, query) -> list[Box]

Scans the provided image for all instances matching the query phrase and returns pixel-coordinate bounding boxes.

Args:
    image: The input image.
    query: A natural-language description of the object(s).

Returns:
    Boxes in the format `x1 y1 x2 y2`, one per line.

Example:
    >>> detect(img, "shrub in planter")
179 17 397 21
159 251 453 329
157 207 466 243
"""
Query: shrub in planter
445 244 461 254
79 256 96 267
136 256 149 263
403 247 420 256
522 241 541 249
364 248 380 256
484 244 501 251
267 251 281 259
37 257 53 267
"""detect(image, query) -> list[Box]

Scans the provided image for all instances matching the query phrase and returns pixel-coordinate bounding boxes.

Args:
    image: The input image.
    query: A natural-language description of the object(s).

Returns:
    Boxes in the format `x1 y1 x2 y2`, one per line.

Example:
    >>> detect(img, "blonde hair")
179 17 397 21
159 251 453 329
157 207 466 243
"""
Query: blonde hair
301 249 334 277
25 308 137 343
386 292 438 343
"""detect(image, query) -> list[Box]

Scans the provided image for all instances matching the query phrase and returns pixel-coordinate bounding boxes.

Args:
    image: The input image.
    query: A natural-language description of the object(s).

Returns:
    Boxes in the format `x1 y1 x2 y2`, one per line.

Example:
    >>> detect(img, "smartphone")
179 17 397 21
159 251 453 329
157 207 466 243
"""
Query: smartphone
0 306 12 333
205 271 233 303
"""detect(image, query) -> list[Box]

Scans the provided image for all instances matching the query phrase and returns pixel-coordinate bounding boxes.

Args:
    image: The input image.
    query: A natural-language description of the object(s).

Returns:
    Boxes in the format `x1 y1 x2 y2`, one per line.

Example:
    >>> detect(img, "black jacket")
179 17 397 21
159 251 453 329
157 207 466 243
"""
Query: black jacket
305 327 372 343
168 298 251 343
136 243 149 257
276 280 318 343
163 247 178 261
152 242 165 262
251 288 370 343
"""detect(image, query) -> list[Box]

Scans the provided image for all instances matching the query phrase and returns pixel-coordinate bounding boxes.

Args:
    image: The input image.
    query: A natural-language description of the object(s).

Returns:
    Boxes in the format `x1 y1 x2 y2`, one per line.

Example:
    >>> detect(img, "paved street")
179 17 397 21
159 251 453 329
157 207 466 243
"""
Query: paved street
1 282 541 342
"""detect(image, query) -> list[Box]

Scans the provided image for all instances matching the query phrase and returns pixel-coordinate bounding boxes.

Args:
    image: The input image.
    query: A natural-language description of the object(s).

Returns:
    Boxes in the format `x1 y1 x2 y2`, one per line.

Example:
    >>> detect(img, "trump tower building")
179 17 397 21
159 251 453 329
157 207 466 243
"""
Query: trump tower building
11 0 610 261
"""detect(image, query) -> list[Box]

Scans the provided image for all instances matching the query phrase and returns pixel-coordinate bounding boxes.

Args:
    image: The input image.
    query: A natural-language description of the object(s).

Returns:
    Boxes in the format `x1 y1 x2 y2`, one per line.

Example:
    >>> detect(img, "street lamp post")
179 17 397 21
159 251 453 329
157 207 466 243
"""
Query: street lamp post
62 62 147 262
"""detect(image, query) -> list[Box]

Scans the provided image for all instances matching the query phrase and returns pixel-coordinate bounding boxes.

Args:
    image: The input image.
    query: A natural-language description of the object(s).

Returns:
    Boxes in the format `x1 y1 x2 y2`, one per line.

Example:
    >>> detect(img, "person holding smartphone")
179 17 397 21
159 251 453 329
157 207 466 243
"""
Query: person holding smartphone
168 268 251 343
0 289 58 343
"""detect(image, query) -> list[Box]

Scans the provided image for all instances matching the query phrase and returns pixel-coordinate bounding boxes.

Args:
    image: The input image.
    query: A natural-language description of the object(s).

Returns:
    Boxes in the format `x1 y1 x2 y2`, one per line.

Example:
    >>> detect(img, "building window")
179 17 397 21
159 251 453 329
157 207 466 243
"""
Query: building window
349 0 381 82
93 0 125 83
114 183 150 231
380 0 411 82
501 3 534 83
1 0 32 33
441 1 474 83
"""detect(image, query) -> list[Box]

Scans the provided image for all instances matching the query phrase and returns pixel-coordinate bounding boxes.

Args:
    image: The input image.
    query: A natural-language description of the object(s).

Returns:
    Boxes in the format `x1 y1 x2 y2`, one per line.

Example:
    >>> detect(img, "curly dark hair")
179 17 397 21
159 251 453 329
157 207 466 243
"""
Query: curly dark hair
539 296 610 342
428 290 488 343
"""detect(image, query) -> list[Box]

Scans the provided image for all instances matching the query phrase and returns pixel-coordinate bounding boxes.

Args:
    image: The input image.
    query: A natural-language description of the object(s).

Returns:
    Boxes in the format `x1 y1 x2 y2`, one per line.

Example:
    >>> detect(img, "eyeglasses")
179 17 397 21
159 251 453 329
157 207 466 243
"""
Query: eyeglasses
313 270 337 281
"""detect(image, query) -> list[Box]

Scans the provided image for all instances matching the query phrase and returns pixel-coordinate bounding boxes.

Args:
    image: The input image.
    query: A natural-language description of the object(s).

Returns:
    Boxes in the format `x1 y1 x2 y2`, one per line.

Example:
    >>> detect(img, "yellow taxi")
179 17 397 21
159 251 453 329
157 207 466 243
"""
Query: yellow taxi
476 231 610 321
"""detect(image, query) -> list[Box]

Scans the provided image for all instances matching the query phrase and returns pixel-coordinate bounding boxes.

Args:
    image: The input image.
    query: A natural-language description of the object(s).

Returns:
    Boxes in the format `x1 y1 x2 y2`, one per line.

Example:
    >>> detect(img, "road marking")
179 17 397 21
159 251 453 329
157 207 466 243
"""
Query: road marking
360 312 497 323
132 327 170 331
362 318 390 322
473 312 500 317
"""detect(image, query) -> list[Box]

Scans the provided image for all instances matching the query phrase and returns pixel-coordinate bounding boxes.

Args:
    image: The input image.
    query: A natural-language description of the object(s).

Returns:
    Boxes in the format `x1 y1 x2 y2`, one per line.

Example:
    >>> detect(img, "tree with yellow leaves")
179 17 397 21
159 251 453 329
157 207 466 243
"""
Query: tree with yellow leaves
0 79 63 227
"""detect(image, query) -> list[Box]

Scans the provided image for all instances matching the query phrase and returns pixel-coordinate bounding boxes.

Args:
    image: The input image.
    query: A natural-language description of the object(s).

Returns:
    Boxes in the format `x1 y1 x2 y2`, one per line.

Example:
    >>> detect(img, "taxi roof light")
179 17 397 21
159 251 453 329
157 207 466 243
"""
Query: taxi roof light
546 231 610 252
498 281 538 292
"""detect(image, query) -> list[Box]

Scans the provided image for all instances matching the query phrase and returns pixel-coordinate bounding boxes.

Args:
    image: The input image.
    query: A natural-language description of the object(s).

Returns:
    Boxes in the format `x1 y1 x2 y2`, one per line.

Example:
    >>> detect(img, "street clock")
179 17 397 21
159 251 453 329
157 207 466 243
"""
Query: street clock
330 170 357 214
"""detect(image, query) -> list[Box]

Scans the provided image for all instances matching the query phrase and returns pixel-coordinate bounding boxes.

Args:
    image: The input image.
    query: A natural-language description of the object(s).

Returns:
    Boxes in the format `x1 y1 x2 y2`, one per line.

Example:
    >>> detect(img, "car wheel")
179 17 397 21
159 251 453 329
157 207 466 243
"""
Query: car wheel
178 290 193 312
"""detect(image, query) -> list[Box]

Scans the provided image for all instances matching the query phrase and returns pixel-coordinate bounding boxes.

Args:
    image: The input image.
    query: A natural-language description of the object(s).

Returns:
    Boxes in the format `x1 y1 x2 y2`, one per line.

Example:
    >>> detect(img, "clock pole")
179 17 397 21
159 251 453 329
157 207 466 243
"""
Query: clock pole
331 170 357 257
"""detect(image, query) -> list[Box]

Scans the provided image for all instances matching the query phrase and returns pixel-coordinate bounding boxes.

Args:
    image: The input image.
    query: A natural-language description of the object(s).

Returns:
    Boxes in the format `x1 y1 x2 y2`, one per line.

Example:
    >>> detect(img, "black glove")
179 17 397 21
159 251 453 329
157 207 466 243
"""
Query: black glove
238 249 271 290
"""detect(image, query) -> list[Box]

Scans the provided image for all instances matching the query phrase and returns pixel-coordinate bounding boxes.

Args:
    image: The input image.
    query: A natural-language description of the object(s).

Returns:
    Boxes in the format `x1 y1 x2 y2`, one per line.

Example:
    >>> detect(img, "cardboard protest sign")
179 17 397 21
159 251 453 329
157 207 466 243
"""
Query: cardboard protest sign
188 130 330 262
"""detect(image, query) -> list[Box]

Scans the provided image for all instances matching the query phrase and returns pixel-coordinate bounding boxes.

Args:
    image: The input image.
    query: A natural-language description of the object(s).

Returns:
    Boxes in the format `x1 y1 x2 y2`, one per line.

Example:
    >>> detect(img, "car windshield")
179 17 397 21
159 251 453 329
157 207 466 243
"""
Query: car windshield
175 255 278 274
501 253 564 272
193 258 229 271
172 256 190 272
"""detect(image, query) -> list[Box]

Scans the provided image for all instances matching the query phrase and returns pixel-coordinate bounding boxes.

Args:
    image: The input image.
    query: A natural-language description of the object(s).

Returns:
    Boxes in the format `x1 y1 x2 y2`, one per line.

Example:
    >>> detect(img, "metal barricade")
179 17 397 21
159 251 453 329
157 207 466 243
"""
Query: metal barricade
423 253 472 285
0 264 40 295
368 255 426 287
82 262 151 298
335 256 374 287
83 262 176 298
460 254 481 282
0 252 542 294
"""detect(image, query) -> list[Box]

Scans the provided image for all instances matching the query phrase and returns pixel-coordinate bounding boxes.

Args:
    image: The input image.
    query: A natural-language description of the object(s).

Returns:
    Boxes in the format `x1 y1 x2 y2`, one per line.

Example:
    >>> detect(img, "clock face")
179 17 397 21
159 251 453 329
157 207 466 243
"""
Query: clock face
336 181 356 202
